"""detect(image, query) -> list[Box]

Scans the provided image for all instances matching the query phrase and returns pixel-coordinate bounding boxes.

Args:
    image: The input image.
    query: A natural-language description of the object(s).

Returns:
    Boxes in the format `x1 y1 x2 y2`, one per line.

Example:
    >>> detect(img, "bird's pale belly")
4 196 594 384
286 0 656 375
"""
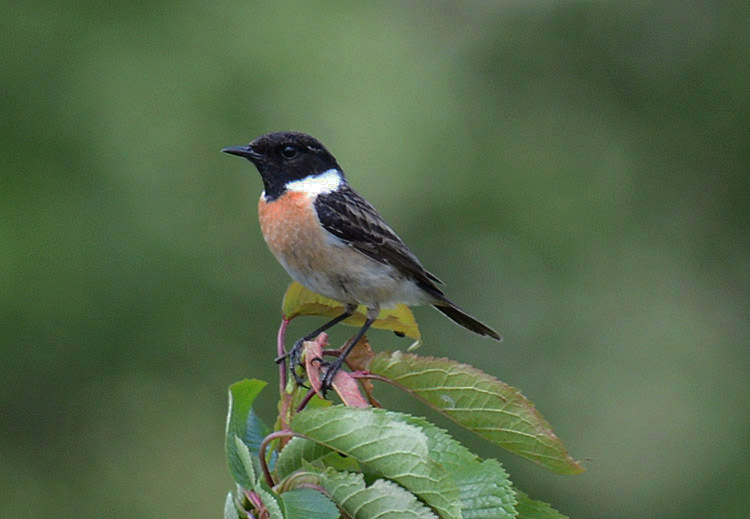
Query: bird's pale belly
258 191 427 309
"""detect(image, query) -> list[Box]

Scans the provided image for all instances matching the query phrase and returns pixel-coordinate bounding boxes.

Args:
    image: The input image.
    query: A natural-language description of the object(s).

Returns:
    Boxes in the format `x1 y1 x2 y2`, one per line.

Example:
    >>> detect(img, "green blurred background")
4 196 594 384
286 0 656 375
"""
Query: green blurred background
3 1 748 517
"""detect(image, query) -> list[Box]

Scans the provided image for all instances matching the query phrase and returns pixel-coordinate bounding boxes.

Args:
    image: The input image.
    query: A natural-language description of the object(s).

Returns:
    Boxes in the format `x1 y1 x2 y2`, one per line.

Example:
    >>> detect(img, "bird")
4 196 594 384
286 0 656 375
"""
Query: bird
222 131 501 389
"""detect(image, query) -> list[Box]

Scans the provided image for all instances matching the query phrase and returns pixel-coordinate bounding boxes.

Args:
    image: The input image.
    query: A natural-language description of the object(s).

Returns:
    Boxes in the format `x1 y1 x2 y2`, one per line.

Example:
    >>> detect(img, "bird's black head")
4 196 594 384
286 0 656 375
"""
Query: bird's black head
222 131 342 200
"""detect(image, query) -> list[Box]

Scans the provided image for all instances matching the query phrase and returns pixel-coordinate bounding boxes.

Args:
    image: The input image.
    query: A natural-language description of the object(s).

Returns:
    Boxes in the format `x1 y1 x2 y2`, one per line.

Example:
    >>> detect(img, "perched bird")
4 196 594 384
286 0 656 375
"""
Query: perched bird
223 131 501 388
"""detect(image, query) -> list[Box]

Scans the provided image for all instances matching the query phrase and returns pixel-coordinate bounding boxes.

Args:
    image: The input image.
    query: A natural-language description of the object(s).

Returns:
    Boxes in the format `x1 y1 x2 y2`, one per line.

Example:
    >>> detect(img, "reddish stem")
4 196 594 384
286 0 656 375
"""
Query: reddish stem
244 489 264 512
295 388 317 413
259 430 296 487
277 317 290 392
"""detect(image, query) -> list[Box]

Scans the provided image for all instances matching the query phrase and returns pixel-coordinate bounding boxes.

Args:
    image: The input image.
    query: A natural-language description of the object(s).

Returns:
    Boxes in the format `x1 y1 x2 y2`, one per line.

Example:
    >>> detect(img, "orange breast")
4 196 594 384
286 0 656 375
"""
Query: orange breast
258 189 350 286
258 191 323 259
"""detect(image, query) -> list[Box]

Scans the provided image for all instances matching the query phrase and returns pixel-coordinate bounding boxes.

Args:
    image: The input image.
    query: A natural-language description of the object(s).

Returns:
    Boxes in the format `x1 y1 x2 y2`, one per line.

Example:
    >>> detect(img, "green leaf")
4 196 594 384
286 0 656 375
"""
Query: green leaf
256 487 284 519
320 469 438 519
391 414 477 469
280 487 340 519
282 281 421 341
453 460 516 519
277 438 334 479
223 492 238 519
367 352 584 474
285 407 516 518
277 437 359 480
514 489 568 519
291 406 462 519
244 408 272 456
225 379 268 487
234 435 258 489
391 415 516 519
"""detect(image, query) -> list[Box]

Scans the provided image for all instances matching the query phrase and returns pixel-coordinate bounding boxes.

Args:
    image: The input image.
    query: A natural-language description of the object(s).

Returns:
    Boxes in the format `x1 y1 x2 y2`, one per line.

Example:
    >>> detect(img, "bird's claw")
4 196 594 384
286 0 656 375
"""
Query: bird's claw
282 338 345 397
284 338 309 387
319 358 344 396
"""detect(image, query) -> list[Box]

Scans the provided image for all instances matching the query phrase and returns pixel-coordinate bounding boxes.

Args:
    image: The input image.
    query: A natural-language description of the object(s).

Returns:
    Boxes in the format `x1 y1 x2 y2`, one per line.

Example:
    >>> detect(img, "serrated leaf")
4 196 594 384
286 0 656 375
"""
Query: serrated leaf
256 487 284 519
224 492 238 519
391 415 516 519
291 406 461 519
282 282 421 341
392 414 477 469
453 460 516 519
277 437 361 480
226 379 268 487
277 437 337 479
367 352 584 474
234 435 258 489
514 489 568 519
280 487 340 519
320 469 438 519
285 408 515 518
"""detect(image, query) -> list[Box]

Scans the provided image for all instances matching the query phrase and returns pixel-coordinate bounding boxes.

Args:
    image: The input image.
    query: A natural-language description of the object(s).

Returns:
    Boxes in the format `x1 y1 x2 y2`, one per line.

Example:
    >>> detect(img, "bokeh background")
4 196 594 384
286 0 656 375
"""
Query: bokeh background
3 1 749 518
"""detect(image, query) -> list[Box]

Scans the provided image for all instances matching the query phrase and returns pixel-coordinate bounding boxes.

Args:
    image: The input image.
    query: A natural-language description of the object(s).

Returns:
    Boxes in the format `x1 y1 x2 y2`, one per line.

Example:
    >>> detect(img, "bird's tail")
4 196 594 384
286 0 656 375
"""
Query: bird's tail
432 302 502 341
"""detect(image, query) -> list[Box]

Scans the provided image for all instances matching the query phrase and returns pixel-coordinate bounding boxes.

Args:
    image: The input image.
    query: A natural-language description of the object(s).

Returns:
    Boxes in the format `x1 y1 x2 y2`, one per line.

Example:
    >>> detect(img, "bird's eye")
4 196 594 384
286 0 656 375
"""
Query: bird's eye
280 145 298 159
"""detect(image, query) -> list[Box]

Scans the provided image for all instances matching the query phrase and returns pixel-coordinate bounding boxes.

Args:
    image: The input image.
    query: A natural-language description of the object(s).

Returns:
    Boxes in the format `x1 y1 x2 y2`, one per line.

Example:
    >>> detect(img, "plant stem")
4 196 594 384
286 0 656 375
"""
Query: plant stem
259 430 296 487
277 317 290 392
295 388 316 413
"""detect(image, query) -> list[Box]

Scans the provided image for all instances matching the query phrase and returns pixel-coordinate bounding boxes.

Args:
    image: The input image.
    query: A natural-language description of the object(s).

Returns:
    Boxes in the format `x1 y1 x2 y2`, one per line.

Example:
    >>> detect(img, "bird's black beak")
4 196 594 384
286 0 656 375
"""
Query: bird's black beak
221 145 262 161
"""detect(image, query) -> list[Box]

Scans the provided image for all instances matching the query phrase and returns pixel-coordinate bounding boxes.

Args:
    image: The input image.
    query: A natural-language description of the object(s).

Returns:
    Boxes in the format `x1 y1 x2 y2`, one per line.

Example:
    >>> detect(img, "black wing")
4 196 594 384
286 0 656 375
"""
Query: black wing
314 184 444 294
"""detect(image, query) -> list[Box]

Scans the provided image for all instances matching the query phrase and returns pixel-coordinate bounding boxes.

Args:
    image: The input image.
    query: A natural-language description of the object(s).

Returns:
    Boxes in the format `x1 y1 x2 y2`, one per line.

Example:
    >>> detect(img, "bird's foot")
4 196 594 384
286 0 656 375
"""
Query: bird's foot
310 356 345 397
278 338 309 387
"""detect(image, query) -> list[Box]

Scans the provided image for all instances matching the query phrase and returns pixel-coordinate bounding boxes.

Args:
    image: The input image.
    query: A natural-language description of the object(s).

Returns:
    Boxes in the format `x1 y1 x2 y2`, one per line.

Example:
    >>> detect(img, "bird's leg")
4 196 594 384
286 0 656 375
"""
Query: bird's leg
320 307 378 393
277 304 357 385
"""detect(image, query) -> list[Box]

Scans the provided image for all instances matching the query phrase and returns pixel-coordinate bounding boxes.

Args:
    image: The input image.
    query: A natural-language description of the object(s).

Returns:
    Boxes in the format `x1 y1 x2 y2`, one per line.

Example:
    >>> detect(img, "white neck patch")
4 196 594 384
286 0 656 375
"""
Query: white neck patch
286 169 343 196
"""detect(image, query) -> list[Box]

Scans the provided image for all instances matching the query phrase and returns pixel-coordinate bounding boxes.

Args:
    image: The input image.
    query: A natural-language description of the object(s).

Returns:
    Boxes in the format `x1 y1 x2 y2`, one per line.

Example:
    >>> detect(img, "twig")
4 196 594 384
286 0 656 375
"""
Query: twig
259 430 296 488
244 490 264 514
295 387 316 413
277 317 290 392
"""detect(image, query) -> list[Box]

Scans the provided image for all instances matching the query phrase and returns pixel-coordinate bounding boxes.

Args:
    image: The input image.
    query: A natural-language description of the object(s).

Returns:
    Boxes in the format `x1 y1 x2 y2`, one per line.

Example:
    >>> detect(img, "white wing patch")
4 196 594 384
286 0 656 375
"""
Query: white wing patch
286 169 343 196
